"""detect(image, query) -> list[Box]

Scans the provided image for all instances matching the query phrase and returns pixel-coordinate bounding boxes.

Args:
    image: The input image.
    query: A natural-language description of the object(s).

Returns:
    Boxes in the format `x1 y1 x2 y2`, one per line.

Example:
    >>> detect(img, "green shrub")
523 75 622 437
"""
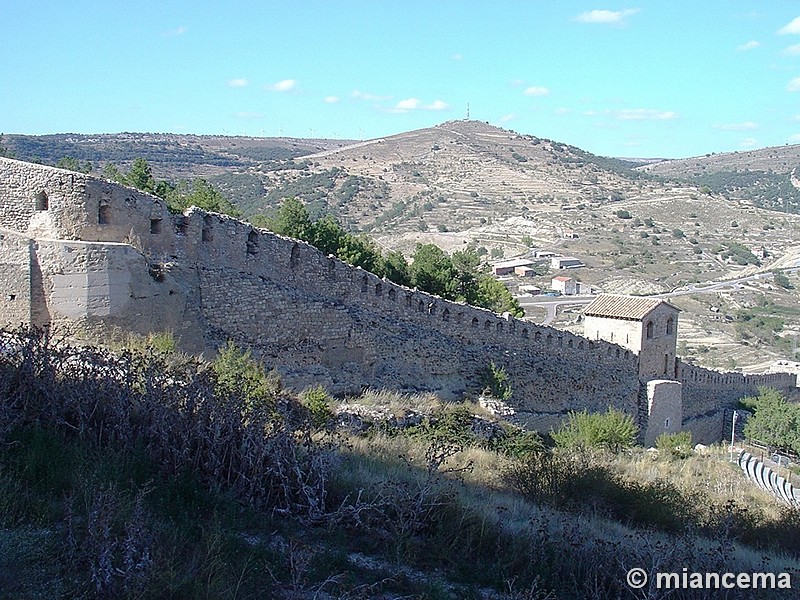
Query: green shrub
492 426 544 459
655 431 693 459
212 341 281 411
412 404 475 446
480 361 512 400
302 385 335 429
551 408 638 453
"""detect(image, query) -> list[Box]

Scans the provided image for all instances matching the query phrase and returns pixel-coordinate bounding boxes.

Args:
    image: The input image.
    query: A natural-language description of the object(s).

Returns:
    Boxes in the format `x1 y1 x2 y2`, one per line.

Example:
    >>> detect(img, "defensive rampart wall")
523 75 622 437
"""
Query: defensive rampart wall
678 361 797 443
0 157 796 440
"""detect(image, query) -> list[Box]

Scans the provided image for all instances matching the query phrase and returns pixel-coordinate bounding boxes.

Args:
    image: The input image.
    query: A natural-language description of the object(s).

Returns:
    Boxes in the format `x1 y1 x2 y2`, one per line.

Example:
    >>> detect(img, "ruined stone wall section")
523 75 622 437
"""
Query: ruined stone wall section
178 208 640 372
678 361 797 443
0 229 33 327
0 157 175 256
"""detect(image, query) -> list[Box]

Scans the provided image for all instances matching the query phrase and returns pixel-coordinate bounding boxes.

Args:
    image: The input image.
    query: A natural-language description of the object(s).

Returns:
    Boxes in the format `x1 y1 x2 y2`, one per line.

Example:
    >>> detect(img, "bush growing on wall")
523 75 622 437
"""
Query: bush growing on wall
551 408 638 453
655 431 693 460
479 361 512 400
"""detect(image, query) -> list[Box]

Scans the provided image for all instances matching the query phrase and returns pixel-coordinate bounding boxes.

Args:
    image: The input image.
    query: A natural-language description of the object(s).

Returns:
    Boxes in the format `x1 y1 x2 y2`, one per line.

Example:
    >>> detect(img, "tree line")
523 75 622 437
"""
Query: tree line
260 198 524 317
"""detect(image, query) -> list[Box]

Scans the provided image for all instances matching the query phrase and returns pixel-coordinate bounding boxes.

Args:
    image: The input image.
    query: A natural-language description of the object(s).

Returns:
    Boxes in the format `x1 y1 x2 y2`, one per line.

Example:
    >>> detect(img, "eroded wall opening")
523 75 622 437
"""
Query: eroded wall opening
98 202 111 225
246 230 259 255
35 191 49 211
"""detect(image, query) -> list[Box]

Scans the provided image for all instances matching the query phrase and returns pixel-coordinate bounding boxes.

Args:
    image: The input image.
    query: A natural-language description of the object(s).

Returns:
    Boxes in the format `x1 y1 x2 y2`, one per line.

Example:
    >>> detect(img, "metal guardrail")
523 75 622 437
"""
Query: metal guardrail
738 451 800 508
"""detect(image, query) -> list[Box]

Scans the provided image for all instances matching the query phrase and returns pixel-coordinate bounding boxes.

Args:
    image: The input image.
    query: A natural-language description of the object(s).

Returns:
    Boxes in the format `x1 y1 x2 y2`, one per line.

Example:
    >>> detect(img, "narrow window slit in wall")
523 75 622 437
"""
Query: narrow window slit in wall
98 202 110 224
202 216 214 242
150 219 162 234
35 191 49 211
246 231 259 255
176 216 189 235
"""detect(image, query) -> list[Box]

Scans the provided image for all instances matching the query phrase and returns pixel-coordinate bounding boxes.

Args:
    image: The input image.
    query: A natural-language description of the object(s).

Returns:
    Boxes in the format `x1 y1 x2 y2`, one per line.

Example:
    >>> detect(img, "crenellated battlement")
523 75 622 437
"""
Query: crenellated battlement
0 157 794 443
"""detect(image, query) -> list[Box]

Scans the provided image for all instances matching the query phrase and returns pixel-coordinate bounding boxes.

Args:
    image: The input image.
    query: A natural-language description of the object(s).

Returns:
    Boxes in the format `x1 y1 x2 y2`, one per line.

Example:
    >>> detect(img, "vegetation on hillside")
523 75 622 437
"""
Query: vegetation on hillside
261 198 524 316
101 157 240 217
683 169 800 215
1 330 799 598
741 387 800 455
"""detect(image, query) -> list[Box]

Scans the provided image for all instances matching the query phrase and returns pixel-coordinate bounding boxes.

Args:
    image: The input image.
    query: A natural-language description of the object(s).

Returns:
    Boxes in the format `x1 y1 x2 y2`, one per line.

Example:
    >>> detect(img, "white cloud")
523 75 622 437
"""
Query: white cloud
427 99 449 111
716 121 757 131
576 8 640 24
451 53 463 61
782 44 800 56
498 114 517 123
615 108 677 120
267 79 296 92
524 86 550 97
396 98 422 110
236 111 264 119
555 107 572 115
789 133 800 143
778 16 800 35
787 77 800 92
228 78 249 88
324 96 340 104
737 40 761 51
391 98 449 113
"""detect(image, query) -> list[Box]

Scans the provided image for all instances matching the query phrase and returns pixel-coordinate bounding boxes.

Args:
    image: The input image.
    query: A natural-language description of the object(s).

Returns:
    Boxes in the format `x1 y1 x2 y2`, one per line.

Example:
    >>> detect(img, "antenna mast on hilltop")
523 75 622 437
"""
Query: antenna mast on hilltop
465 102 470 120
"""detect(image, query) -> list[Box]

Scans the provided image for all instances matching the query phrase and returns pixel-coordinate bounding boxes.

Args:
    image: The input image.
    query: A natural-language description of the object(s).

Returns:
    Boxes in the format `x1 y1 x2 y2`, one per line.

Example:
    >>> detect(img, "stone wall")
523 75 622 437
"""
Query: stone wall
0 157 175 254
0 230 32 327
171 209 642 431
1 157 797 441
678 361 797 444
643 379 682 447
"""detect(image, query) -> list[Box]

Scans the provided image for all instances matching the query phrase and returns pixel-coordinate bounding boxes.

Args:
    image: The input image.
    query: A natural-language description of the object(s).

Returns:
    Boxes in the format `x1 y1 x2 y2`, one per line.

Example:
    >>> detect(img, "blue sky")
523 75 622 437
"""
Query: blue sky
2 1 800 158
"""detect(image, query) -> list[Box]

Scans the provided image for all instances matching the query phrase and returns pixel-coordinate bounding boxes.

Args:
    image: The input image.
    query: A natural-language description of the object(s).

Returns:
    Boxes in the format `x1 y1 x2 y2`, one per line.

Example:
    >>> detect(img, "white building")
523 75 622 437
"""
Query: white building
550 256 585 269
551 276 577 295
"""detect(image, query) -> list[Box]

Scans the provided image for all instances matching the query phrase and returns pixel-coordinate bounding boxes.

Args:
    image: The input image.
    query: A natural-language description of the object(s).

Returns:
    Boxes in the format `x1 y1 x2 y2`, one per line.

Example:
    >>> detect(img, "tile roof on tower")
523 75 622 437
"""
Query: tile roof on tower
583 294 678 321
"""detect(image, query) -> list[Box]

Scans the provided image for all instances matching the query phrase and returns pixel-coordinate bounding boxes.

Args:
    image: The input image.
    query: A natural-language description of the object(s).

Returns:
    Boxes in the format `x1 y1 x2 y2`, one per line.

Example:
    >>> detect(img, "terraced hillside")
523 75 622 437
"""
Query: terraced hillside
639 144 800 214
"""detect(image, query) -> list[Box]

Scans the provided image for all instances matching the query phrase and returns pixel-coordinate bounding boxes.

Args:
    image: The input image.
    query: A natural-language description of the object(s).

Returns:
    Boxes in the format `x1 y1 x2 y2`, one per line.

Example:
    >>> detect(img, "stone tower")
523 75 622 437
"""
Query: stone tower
583 294 680 380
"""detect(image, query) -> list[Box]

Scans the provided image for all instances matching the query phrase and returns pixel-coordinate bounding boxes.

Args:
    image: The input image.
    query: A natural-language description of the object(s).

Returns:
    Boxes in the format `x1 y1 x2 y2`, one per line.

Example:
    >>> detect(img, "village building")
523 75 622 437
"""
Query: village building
491 258 535 276
550 276 577 296
550 256 585 269
514 265 536 277
518 284 541 295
